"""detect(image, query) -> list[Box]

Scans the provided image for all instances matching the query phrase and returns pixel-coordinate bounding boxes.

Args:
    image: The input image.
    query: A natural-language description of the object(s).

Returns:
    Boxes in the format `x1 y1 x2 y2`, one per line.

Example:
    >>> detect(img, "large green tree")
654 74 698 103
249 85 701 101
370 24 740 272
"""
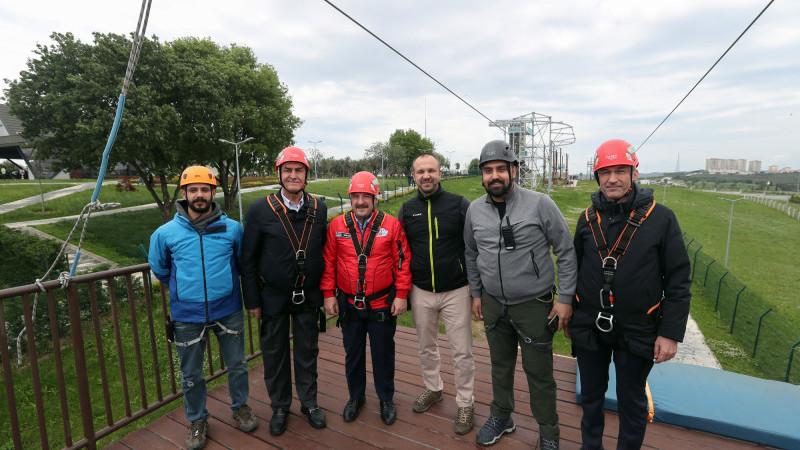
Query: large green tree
5 32 300 221
388 129 435 173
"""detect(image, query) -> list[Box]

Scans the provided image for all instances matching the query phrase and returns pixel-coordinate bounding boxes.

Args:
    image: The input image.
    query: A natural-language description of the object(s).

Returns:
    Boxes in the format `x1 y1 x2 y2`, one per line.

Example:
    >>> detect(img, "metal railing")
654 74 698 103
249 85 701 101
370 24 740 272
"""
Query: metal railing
0 264 261 449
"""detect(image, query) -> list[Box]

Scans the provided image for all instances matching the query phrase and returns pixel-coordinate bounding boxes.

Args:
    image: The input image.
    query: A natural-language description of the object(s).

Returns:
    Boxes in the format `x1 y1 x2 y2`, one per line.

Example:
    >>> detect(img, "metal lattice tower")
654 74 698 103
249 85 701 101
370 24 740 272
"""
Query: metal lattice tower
491 112 576 193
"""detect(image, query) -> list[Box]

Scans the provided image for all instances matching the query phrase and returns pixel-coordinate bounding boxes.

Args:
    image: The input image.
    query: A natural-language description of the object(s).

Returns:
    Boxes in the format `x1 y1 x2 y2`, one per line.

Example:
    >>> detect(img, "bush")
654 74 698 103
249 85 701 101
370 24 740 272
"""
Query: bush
790 195 800 205
115 176 138 192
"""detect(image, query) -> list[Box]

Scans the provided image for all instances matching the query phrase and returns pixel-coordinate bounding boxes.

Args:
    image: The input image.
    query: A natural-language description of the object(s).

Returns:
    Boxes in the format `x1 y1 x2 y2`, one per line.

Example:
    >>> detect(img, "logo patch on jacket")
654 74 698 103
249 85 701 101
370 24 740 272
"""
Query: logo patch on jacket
336 231 351 238
377 228 389 237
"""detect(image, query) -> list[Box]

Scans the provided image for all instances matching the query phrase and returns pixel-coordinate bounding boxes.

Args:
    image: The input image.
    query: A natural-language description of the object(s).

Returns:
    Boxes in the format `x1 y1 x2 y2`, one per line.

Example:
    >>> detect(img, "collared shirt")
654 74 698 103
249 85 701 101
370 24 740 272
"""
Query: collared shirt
354 211 374 236
281 190 305 212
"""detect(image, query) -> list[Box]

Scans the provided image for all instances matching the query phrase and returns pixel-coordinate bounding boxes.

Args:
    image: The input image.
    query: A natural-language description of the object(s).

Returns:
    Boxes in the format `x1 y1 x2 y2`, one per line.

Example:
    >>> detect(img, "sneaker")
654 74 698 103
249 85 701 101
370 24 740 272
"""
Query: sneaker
475 414 515 446
454 405 474 435
412 388 443 413
540 436 559 450
186 419 208 450
232 404 258 432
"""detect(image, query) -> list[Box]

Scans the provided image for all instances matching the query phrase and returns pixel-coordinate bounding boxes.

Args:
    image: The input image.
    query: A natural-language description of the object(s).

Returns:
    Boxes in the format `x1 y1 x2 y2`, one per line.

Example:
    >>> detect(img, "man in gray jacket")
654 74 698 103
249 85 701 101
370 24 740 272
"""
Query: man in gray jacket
464 140 577 449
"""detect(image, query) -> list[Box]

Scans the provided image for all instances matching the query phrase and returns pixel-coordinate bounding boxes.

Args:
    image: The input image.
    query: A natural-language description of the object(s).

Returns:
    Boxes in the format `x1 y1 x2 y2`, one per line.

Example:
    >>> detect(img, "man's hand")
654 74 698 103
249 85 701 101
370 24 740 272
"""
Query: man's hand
324 297 338 316
654 336 678 363
247 307 261 320
391 297 407 316
472 297 482 320
549 302 573 335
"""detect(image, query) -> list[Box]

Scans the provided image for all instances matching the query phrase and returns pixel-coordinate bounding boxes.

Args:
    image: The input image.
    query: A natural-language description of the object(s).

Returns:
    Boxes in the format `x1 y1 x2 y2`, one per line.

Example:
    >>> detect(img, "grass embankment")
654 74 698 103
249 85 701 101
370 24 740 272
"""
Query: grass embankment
0 183 70 204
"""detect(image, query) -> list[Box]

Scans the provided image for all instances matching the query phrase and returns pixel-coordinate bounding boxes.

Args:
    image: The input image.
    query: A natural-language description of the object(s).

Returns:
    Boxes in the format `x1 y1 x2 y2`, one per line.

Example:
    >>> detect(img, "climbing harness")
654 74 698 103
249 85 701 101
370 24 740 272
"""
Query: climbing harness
166 316 242 348
266 193 318 305
582 199 656 333
343 211 387 310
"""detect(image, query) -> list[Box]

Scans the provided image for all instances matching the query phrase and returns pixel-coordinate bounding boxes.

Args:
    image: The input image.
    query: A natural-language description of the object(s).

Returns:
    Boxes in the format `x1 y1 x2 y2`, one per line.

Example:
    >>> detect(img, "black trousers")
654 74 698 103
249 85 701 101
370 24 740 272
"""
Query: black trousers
575 338 654 450
260 306 320 411
339 302 396 402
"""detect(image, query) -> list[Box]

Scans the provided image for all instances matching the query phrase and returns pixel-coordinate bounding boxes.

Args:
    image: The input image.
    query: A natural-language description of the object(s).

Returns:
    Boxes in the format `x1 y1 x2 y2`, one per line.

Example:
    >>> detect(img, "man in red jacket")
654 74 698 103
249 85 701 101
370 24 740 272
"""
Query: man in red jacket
322 171 412 426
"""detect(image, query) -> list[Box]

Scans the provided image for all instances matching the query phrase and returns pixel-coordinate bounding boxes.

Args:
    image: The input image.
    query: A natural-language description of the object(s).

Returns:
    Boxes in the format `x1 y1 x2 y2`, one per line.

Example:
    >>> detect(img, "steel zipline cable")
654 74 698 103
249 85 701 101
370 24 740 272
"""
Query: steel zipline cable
15 0 154 366
637 0 775 152
323 0 505 132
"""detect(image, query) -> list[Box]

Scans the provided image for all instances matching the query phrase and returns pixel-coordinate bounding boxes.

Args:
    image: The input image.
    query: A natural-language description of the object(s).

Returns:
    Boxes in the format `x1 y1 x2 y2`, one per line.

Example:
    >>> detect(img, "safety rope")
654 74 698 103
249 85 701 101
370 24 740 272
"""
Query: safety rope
15 0 153 366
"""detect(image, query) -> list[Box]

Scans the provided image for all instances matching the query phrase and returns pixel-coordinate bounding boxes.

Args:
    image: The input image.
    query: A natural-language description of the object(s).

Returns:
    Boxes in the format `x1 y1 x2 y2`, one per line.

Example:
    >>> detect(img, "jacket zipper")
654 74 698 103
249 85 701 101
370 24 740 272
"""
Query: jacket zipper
427 200 436 292
530 249 540 277
199 232 210 322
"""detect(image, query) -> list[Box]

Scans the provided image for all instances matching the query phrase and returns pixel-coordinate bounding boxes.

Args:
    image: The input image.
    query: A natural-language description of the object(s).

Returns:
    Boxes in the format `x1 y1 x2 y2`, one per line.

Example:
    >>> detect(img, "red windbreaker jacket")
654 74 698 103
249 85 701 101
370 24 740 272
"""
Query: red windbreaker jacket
321 210 412 309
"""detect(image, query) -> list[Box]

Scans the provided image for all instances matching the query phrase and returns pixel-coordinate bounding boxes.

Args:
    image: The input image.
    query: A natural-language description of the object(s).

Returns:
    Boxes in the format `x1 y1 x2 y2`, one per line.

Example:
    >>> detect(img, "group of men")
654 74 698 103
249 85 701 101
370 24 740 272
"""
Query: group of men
149 137 691 450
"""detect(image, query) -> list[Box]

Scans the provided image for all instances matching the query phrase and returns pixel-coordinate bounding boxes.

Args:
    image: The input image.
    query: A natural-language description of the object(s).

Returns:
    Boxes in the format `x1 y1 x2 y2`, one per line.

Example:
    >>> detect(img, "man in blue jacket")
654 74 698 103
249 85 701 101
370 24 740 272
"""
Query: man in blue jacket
149 166 257 450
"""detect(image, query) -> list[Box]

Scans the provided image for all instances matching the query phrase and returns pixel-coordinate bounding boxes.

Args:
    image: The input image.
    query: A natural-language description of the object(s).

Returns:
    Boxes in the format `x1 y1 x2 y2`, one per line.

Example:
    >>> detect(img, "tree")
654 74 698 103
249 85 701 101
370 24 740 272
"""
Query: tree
455 162 460 171
469 158 480 171
388 129 435 173
5 33 300 221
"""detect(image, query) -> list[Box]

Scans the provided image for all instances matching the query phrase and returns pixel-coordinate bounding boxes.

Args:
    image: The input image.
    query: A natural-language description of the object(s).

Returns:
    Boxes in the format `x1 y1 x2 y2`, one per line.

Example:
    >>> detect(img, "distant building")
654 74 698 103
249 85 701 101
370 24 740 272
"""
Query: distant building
768 165 780 173
705 158 748 174
748 160 762 173
780 167 793 173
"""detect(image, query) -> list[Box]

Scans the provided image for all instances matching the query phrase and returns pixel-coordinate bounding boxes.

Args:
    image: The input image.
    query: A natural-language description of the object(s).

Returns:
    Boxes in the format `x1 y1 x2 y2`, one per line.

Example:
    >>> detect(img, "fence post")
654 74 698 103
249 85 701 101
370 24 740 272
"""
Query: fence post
702 259 715 287
729 285 747 334
691 244 702 282
752 308 773 358
714 271 729 312
68 282 97 448
337 193 344 214
786 339 800 382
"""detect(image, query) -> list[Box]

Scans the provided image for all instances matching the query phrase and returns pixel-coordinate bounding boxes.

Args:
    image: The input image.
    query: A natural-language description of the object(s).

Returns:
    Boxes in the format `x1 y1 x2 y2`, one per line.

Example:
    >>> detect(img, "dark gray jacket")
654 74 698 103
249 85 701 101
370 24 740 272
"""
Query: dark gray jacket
464 185 577 305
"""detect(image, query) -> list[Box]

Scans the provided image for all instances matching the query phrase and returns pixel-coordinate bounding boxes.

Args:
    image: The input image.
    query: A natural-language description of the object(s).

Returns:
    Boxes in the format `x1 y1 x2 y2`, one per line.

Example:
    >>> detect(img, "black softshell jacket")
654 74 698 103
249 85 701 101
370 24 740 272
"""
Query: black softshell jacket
571 184 691 359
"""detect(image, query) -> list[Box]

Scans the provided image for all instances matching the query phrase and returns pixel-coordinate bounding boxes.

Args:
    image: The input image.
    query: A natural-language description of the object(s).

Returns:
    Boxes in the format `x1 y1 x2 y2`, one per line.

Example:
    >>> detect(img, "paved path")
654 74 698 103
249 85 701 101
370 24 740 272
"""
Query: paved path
0 181 115 214
1 182 721 369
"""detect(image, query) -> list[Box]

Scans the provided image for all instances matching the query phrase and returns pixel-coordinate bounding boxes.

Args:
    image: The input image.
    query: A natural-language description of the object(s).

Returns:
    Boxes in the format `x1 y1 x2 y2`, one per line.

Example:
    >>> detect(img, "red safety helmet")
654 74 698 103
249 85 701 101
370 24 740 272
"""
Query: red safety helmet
275 146 310 172
348 171 381 196
180 166 217 187
592 139 638 172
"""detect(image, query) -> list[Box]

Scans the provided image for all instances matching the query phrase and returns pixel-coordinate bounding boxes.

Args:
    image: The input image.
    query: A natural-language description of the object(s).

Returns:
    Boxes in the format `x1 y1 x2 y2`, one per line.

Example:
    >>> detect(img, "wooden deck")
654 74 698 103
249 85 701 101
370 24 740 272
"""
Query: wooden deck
108 326 768 449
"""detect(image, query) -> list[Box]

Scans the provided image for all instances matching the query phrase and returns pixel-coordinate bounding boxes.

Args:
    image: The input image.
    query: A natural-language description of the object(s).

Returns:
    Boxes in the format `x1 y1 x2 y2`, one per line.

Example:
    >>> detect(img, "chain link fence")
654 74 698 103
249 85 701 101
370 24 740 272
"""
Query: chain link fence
684 233 799 384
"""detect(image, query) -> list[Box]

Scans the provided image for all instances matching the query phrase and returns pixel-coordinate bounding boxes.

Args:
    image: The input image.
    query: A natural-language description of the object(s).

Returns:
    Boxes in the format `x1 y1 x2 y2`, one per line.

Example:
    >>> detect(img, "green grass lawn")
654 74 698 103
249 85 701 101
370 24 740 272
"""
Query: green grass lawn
0 183 72 204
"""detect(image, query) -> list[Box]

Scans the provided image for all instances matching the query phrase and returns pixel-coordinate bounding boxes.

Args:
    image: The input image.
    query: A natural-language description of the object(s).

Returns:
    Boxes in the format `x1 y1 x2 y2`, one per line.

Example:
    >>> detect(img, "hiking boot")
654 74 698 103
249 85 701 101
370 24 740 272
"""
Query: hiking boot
454 405 474 435
186 419 208 450
475 414 515 446
301 405 326 429
540 436 560 450
269 408 288 436
232 404 258 432
412 388 443 412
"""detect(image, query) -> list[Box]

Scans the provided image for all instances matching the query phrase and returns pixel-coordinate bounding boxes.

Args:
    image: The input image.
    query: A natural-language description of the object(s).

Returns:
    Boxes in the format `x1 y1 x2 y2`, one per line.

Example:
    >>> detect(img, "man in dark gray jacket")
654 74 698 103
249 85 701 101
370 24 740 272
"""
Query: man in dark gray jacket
464 140 577 449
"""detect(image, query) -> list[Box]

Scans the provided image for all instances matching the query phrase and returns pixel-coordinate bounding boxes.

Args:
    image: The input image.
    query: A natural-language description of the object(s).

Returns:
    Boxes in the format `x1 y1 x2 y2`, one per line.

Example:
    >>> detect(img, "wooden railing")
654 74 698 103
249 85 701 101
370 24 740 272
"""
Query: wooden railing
0 264 261 449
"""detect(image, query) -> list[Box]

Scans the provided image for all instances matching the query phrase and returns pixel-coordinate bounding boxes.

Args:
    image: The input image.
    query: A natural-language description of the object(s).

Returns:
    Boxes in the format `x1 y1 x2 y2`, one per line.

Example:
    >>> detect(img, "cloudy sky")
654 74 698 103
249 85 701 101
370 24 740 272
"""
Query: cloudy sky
2 0 798 174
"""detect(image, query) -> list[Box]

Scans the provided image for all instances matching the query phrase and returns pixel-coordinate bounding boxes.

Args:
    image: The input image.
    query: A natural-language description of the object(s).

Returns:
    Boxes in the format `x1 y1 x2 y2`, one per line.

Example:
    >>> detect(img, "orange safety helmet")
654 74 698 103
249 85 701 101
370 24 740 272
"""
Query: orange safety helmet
592 139 638 172
347 171 381 196
180 166 217 187
275 146 310 172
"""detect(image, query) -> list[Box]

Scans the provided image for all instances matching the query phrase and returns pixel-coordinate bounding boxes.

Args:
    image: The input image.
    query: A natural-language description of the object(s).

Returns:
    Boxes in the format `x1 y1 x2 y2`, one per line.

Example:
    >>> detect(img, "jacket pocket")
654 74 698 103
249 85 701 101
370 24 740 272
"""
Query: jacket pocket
529 250 540 278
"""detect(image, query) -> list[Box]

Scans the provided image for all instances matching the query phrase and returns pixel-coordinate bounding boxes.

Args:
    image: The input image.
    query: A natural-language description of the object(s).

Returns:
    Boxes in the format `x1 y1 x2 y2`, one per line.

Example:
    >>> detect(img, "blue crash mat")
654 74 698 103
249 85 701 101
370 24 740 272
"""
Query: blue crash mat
575 361 800 449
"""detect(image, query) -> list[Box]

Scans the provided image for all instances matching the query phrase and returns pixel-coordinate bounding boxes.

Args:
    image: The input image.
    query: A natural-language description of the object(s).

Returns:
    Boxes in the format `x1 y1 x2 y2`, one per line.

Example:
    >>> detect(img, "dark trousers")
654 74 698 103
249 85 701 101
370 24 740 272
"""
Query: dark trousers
575 340 654 450
260 307 320 411
340 303 397 402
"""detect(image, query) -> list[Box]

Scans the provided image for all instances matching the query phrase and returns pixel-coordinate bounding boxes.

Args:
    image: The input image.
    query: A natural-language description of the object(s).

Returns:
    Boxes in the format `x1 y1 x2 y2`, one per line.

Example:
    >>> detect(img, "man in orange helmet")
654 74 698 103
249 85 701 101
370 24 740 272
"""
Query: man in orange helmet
322 171 412 426
570 139 691 449
241 147 328 435
149 166 257 450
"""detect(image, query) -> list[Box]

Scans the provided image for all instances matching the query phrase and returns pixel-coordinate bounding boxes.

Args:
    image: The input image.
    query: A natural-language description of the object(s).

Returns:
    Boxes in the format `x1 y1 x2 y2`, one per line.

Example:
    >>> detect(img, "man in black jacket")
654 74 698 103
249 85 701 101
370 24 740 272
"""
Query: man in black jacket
570 139 691 449
398 153 476 435
241 147 328 435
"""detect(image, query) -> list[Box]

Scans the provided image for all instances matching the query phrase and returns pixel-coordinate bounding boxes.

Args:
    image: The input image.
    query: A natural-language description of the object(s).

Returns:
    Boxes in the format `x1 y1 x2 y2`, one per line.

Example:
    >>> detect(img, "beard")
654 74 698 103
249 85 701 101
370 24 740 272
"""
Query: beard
484 178 512 198
188 198 211 214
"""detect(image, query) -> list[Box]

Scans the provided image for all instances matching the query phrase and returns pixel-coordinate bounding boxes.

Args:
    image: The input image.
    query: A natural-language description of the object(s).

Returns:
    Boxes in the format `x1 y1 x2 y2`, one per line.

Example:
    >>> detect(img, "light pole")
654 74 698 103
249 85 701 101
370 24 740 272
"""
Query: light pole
308 140 321 180
719 197 744 267
219 136 254 224
446 151 454 174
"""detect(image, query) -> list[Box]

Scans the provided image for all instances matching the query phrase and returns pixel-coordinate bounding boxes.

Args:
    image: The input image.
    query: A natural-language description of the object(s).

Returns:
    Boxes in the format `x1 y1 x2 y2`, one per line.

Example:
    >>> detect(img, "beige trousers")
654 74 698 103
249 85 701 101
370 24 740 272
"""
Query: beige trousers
410 284 475 407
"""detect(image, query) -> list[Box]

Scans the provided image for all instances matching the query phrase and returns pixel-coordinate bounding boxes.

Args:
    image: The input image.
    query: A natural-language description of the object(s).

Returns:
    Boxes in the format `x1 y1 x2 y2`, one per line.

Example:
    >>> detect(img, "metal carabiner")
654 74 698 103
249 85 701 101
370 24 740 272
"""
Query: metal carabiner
599 289 614 310
291 290 306 305
353 295 367 310
595 311 614 333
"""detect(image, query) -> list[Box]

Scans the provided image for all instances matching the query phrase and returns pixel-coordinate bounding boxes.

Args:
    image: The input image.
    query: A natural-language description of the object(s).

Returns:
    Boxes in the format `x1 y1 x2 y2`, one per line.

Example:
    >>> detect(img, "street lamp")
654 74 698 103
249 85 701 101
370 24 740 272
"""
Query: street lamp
219 136 254 224
719 197 744 267
446 151 454 173
308 140 321 180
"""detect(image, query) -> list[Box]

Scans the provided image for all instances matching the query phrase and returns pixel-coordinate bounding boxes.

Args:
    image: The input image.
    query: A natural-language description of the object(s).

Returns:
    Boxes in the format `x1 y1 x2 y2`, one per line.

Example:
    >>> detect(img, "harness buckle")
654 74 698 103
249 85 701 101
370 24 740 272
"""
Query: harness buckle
296 249 306 261
602 256 617 269
595 311 614 333
291 290 305 305
357 253 368 269
353 295 367 310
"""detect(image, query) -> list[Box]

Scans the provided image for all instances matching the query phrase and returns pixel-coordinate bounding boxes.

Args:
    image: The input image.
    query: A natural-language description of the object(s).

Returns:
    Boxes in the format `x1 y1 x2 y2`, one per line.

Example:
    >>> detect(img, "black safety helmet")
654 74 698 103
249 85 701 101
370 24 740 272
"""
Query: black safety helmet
479 140 518 168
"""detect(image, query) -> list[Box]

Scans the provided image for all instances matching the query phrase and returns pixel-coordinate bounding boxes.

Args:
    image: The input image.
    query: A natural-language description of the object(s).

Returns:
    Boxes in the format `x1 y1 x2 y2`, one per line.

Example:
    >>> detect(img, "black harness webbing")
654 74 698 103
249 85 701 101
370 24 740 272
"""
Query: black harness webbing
344 211 386 310
582 199 656 332
267 193 317 305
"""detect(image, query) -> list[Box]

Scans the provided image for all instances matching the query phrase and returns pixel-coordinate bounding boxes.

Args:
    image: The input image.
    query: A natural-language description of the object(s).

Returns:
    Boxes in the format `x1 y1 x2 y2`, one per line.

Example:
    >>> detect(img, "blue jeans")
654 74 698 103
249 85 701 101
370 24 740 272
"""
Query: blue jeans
174 310 249 422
